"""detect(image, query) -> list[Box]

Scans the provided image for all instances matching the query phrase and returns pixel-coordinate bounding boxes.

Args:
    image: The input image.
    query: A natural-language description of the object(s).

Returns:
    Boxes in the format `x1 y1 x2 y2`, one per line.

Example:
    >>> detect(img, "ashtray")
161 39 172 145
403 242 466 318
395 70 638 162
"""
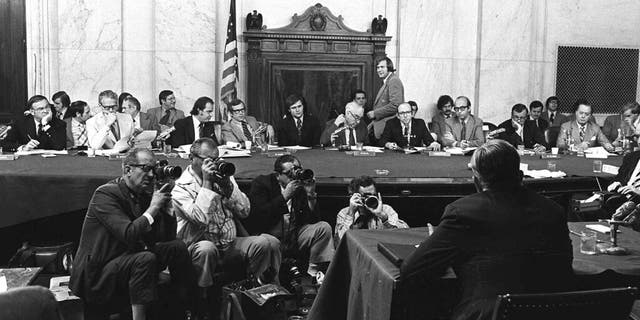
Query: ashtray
375 169 390 176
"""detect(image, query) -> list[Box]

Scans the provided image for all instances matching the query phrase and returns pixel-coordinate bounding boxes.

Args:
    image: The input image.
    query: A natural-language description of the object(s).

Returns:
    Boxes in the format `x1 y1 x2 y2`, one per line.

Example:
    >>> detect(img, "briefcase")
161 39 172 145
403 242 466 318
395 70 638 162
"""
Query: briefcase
7 242 75 274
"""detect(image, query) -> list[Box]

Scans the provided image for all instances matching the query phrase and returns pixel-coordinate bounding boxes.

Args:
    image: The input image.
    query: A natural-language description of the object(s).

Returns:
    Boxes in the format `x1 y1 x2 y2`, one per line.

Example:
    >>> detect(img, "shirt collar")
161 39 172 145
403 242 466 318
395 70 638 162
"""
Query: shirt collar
193 116 201 127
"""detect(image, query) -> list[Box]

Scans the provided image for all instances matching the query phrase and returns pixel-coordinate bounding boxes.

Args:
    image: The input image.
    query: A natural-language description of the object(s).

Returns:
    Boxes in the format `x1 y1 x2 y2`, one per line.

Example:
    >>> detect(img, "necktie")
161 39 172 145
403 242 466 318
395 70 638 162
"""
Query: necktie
199 122 205 138
78 124 87 146
579 125 586 142
550 112 555 125
37 124 43 136
159 109 171 125
460 121 466 141
347 129 354 146
296 119 302 138
241 122 253 141
111 122 120 141
403 126 408 136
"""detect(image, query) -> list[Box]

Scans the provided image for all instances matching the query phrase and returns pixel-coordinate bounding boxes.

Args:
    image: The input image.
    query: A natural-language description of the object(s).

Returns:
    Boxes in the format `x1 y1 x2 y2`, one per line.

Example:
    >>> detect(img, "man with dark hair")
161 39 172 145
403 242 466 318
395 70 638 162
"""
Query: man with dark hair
121 96 160 132
147 90 185 131
221 99 274 144
172 138 280 317
2 95 66 151
246 155 334 283
540 96 568 127
52 91 72 119
529 100 548 131
400 140 574 320
63 100 91 148
431 95 455 144
170 96 220 148
379 102 440 150
334 175 408 244
367 57 404 141
70 148 193 320
556 100 613 152
494 103 546 152
352 90 367 108
276 94 322 147
407 101 419 118
443 96 485 148
602 102 640 145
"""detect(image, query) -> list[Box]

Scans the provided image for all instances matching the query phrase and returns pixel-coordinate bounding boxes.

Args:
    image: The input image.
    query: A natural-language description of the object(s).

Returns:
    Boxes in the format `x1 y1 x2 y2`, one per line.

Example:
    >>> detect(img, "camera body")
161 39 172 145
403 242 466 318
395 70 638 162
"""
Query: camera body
363 195 379 209
212 159 236 177
290 168 314 181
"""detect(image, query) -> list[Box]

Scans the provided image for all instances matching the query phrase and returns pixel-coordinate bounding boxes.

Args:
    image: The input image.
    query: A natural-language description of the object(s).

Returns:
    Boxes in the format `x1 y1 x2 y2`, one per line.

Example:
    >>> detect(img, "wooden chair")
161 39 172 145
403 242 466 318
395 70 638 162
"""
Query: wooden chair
544 126 561 147
491 287 638 320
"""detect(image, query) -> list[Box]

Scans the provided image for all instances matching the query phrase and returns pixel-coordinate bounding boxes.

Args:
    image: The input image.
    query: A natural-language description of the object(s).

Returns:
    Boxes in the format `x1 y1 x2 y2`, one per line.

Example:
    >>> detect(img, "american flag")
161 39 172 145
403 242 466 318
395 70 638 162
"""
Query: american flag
219 0 238 122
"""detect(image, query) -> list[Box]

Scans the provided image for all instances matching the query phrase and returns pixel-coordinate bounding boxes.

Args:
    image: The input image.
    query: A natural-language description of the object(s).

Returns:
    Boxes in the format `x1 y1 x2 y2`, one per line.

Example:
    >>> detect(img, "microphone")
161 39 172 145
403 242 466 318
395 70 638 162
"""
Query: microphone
486 128 506 139
612 201 637 221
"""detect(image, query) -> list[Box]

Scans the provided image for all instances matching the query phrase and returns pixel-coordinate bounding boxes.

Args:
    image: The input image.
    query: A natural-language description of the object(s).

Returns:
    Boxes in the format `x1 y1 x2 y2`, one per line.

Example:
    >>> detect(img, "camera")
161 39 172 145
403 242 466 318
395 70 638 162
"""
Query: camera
212 160 235 177
154 159 182 181
290 167 314 181
364 195 379 209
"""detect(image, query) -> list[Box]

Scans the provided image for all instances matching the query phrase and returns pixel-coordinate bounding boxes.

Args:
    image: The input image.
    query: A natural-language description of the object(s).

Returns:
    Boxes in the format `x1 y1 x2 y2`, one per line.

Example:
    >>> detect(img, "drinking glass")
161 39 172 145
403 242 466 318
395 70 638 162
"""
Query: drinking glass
580 230 597 255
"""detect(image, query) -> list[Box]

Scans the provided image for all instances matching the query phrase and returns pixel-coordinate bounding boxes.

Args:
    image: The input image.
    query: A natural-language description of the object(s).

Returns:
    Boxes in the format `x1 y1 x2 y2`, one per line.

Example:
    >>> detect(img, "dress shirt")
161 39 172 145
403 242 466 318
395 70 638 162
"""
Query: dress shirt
192 117 201 141
132 113 141 130
400 121 412 144
334 204 408 243
513 120 524 142
71 118 87 147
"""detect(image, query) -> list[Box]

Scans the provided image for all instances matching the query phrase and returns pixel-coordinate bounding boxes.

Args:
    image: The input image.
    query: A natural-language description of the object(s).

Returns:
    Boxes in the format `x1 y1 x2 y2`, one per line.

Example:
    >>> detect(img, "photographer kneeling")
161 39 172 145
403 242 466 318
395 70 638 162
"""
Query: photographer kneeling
335 176 409 244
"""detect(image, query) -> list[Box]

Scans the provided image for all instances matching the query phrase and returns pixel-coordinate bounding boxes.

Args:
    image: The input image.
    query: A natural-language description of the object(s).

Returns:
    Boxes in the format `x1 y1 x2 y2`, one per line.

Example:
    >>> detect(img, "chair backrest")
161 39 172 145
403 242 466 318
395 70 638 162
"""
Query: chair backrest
491 287 638 320
544 126 561 147
483 122 497 131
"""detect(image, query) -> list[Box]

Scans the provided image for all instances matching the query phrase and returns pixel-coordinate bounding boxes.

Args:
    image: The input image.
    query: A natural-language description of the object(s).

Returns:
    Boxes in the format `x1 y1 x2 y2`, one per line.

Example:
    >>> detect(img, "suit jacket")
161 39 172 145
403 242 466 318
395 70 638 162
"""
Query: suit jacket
529 117 549 132
246 173 320 240
540 110 569 127
221 116 269 143
556 120 612 150
70 178 176 303
63 117 89 148
496 119 546 148
400 186 574 320
137 112 160 132
379 117 434 148
612 150 640 186
372 73 404 139
442 115 485 147
602 114 633 143
276 115 322 147
147 107 185 131
319 119 369 146
170 116 220 148
86 112 135 151
1 115 66 151
431 112 453 144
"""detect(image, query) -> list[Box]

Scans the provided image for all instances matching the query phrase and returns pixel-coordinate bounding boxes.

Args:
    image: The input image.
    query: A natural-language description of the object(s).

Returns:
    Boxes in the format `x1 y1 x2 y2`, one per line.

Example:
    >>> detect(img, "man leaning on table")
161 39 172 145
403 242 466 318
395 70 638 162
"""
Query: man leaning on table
86 90 135 152
556 99 614 152
2 95 66 151
320 101 369 147
400 140 574 320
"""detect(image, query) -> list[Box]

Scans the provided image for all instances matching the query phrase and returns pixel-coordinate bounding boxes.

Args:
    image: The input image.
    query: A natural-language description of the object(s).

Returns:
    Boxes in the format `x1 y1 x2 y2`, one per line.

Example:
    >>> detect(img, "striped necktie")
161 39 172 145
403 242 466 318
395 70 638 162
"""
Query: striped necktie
242 122 253 142
78 124 87 146
296 119 302 138
579 124 586 142
460 121 466 140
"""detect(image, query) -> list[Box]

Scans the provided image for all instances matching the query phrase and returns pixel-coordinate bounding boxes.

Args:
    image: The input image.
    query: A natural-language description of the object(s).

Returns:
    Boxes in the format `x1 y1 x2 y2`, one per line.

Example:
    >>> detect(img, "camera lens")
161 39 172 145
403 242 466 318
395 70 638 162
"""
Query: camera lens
364 195 378 209
215 161 236 177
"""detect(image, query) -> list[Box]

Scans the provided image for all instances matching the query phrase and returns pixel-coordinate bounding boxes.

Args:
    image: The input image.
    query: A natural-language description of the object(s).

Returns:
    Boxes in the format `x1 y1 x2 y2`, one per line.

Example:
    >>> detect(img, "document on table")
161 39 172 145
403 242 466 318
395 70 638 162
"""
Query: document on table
132 130 158 149
15 149 68 156
280 145 311 150
445 147 476 155
219 149 251 158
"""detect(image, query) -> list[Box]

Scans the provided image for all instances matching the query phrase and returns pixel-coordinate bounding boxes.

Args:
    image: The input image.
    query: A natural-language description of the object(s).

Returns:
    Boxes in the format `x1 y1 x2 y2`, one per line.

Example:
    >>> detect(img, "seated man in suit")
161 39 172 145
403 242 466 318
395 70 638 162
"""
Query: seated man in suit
431 95 455 144
400 140 574 320
63 100 91 149
379 102 440 150
276 94 322 147
319 101 369 147
221 99 274 145
121 96 160 132
540 96 569 127
86 90 135 152
529 100 549 131
556 99 614 152
52 91 73 120
442 96 485 148
70 148 193 320
602 101 640 147
147 90 185 131
334 175 408 244
607 149 640 197
493 103 546 152
170 96 220 148
2 95 66 151
246 155 334 283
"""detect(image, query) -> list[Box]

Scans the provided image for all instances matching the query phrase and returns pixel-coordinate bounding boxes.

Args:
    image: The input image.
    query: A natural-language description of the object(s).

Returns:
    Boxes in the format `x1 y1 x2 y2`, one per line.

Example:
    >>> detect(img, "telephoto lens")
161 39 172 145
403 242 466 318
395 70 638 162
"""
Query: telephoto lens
364 195 379 209
213 160 236 177
292 168 314 181
154 159 182 180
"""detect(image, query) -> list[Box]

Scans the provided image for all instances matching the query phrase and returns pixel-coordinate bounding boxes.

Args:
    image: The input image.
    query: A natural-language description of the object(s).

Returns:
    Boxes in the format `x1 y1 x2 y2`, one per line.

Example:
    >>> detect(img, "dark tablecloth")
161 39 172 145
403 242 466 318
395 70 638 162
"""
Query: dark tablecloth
308 222 640 320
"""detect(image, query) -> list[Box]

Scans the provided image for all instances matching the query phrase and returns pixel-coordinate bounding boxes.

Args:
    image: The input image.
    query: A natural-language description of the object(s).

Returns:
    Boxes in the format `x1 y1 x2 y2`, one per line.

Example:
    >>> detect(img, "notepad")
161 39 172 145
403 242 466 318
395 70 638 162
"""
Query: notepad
586 224 611 234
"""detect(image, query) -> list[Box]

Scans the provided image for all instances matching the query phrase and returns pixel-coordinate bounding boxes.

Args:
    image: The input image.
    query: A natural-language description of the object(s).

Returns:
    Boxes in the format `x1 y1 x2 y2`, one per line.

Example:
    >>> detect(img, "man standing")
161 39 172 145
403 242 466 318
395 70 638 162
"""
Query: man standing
121 96 160 132
367 57 404 141
170 97 221 148
400 140 574 320
494 103 546 152
320 101 369 146
529 100 549 131
334 175 408 244
442 96 485 148
276 94 322 147
431 95 455 144
221 99 275 144
379 102 440 150
147 90 185 131
63 100 91 149
172 138 280 317
556 99 613 152
86 90 135 152
70 148 193 320
246 155 334 282
540 96 568 127
2 95 66 151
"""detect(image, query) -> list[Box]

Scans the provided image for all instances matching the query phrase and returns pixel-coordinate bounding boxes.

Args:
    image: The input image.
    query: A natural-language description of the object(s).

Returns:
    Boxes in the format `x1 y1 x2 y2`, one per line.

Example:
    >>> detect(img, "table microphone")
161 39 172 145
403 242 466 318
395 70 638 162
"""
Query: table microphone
612 201 636 221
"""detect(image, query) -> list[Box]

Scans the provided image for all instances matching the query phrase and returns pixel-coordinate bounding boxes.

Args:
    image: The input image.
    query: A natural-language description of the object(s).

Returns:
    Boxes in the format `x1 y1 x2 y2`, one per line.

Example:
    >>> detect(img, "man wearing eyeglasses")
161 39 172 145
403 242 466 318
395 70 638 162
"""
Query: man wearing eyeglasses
320 101 369 146
172 138 280 317
221 99 275 145
71 148 193 320
380 102 440 150
86 90 135 152
492 103 547 152
2 95 67 151
443 96 485 148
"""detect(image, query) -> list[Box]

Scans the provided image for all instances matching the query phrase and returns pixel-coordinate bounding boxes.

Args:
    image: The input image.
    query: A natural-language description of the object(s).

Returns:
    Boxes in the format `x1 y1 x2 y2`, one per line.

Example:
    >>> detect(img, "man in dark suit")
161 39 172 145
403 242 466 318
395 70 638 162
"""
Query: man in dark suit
494 103 546 152
379 102 440 150
52 91 73 120
540 96 569 127
400 140 574 320
2 95 66 151
170 96 221 148
529 100 549 132
607 150 640 196
70 148 193 320
63 100 91 148
246 155 334 283
276 94 321 147
366 57 404 141
320 101 369 146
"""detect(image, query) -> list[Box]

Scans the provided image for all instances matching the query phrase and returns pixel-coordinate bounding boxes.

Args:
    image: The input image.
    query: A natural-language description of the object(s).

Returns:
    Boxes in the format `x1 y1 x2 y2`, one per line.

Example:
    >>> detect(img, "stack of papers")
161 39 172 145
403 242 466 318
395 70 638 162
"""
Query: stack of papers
585 146 617 158
219 149 251 158
444 147 477 155
281 145 311 150
15 150 68 156
523 169 566 179
49 276 80 302
362 146 384 153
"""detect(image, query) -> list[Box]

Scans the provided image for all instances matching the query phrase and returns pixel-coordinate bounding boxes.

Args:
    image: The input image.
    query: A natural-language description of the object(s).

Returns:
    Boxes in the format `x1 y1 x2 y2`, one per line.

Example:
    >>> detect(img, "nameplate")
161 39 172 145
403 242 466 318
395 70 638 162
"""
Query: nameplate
602 164 618 175
540 154 560 159
0 154 16 161
519 163 529 171
427 151 450 157
353 151 375 157
267 151 291 157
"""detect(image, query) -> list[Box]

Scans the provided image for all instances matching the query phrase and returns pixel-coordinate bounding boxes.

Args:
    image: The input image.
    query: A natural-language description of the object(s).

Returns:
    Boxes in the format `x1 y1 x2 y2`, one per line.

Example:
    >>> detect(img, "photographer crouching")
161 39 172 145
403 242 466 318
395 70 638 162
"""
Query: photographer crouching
334 175 409 244
246 155 334 285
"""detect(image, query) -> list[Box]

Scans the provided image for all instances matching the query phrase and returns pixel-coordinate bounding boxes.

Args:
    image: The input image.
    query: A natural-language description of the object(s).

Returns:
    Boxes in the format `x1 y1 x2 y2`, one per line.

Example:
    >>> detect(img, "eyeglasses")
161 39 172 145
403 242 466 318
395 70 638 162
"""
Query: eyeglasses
398 111 412 116
191 153 218 162
128 163 157 173
230 108 245 114
453 106 469 112
512 115 528 121
33 106 50 112
102 104 119 110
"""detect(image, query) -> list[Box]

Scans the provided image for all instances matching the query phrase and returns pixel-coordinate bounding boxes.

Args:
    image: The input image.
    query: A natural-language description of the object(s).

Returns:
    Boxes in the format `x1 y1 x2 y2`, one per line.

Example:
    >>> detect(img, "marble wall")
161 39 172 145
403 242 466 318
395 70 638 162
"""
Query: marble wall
27 0 640 124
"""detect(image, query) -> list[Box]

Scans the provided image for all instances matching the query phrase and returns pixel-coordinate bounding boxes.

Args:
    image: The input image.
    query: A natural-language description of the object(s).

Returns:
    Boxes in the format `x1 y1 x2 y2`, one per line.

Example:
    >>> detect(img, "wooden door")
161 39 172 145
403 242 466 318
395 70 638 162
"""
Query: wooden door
0 0 27 123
